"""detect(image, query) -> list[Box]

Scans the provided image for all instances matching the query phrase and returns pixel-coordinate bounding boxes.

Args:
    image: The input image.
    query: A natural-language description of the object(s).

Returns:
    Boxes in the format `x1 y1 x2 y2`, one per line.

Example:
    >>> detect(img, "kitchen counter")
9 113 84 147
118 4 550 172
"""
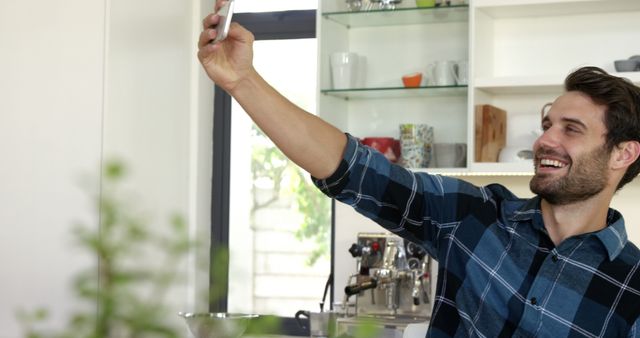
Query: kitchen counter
244 335 300 338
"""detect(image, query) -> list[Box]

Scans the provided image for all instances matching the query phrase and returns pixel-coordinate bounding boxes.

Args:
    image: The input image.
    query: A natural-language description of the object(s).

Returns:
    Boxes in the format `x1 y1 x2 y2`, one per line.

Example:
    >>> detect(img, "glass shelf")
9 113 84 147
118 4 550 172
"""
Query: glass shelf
321 85 468 99
323 5 469 28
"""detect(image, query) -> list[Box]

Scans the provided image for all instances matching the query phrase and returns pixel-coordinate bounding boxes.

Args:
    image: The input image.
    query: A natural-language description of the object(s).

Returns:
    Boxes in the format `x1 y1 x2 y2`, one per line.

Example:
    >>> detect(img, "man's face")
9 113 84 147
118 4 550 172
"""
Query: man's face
529 91 612 205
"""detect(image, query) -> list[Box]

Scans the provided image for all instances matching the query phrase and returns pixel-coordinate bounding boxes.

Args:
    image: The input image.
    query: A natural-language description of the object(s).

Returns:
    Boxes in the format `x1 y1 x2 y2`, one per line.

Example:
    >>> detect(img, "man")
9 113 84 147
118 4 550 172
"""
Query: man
198 5 640 337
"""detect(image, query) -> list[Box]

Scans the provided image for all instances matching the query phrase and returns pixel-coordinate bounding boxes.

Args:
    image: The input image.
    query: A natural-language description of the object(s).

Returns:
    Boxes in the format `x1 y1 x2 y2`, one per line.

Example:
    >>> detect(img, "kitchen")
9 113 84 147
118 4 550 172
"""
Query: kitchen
2 0 640 337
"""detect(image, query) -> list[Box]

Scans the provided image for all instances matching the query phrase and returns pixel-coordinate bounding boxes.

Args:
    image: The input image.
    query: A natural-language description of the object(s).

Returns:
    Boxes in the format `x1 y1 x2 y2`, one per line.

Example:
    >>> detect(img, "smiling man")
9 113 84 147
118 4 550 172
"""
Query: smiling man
198 9 640 337
530 80 640 247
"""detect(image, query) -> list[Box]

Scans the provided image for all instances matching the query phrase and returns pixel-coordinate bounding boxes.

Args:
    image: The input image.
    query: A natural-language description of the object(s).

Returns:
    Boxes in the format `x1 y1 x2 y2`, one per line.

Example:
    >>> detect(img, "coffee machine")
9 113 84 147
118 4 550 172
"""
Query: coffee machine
338 232 432 334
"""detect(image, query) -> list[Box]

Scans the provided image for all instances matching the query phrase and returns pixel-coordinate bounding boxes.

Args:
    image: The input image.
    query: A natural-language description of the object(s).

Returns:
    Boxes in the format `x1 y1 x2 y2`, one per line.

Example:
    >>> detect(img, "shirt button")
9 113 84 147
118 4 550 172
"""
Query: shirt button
531 297 538 305
552 255 559 262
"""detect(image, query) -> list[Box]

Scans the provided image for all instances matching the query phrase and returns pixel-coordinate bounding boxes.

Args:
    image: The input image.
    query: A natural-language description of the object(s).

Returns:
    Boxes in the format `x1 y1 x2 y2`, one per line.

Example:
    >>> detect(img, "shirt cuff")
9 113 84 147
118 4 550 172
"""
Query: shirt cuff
311 133 359 197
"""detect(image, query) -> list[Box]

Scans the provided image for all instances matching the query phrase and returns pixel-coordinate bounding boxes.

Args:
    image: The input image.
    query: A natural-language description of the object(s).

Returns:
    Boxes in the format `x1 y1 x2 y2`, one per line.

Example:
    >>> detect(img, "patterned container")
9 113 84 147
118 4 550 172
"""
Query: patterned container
399 123 434 168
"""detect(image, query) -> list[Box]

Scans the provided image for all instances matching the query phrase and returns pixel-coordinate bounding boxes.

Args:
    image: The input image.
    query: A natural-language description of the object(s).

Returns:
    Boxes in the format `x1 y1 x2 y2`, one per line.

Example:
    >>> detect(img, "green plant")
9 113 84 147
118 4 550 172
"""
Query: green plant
250 125 330 265
17 160 195 338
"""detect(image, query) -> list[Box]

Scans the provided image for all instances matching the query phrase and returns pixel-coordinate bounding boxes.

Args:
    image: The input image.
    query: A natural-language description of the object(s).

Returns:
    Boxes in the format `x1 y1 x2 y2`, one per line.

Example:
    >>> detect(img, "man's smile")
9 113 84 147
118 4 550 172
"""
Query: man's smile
535 156 570 174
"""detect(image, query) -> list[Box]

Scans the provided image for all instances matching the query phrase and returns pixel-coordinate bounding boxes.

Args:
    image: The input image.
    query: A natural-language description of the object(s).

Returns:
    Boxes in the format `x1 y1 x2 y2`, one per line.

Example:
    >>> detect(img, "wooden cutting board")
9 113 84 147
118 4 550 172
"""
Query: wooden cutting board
475 104 507 162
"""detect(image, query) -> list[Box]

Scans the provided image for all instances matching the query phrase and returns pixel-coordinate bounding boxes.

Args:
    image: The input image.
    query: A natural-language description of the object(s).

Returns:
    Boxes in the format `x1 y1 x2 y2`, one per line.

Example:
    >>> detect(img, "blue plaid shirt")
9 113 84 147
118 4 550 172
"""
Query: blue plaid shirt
313 135 640 338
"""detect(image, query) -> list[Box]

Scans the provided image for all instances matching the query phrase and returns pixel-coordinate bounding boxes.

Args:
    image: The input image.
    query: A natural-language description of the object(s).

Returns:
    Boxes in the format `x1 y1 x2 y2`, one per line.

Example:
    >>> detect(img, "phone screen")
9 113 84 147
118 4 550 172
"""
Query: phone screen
213 1 234 44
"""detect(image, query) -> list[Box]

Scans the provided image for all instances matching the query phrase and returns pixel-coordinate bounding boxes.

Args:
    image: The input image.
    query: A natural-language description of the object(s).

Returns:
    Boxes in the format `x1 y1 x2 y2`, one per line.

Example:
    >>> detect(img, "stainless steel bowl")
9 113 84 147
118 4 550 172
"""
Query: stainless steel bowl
614 59 638 72
178 312 258 338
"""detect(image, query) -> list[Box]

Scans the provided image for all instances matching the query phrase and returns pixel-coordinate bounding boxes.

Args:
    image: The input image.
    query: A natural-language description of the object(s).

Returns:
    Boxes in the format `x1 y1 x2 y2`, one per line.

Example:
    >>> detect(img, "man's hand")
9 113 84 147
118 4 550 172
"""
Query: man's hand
196 1 347 179
197 1 256 93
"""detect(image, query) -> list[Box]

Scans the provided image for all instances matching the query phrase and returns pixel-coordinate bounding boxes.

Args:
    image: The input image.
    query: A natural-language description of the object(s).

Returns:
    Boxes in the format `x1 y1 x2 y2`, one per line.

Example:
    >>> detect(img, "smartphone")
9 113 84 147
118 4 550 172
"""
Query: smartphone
213 0 234 44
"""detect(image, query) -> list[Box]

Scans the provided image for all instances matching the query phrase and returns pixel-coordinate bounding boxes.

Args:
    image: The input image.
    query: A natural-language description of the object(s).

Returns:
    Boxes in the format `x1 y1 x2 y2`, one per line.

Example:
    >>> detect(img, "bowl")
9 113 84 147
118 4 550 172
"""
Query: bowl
178 312 258 338
402 72 423 88
498 146 533 163
614 59 638 72
415 0 437 7
361 137 401 162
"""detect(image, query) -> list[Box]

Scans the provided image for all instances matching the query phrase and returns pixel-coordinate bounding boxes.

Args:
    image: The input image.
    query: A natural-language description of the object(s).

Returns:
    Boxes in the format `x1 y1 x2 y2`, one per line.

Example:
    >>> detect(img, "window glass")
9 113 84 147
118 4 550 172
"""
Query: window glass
227 38 330 317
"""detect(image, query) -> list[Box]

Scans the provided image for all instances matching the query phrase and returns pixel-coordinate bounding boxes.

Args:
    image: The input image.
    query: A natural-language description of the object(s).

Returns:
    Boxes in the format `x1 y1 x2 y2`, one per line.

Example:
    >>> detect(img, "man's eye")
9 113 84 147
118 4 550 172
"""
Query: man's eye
566 126 580 133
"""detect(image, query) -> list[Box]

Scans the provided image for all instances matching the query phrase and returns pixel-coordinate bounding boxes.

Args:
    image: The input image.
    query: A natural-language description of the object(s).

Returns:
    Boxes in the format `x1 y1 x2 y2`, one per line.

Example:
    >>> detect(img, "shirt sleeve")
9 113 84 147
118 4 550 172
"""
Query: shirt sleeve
312 134 495 259
629 318 639 338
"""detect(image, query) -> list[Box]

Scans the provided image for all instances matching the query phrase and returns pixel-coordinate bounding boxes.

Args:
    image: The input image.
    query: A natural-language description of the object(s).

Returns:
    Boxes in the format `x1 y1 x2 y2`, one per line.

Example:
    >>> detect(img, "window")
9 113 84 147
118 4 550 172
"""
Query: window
228 38 328 316
210 7 330 335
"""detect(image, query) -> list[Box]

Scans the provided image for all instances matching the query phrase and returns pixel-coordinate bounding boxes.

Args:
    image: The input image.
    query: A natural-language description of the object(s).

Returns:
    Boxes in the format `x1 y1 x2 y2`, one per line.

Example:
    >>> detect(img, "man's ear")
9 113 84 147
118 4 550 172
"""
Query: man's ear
611 141 640 170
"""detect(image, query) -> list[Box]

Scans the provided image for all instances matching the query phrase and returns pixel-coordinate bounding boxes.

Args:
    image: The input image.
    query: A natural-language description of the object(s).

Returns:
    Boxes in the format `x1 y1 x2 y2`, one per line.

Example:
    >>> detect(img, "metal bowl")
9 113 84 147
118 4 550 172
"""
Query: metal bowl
178 312 258 338
615 59 638 72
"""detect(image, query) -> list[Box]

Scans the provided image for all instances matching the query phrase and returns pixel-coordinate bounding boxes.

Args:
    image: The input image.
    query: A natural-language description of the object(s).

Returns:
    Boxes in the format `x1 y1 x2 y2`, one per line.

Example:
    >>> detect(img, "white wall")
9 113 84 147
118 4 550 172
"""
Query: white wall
0 0 213 336
103 0 214 326
0 0 106 335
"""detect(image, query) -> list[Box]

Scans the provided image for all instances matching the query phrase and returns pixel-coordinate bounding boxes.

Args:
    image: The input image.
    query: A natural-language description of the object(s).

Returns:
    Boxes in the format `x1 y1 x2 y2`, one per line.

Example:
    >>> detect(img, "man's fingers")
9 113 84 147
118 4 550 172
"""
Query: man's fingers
197 43 217 62
198 28 216 49
214 0 227 13
202 13 220 30
226 22 255 44
206 0 227 26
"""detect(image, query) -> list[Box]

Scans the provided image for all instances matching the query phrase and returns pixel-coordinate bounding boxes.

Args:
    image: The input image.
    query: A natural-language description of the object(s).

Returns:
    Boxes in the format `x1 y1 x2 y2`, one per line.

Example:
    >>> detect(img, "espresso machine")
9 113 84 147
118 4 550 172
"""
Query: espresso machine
337 233 432 336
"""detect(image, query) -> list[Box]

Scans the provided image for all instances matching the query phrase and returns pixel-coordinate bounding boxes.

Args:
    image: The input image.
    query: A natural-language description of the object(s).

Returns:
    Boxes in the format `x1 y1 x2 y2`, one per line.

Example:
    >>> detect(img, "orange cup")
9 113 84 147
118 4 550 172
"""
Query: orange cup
402 72 423 88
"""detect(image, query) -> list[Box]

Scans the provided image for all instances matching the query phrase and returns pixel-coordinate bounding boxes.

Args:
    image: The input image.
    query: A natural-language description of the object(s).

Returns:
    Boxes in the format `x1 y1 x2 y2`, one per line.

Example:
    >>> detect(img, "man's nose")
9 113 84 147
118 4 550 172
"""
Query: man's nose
535 128 561 149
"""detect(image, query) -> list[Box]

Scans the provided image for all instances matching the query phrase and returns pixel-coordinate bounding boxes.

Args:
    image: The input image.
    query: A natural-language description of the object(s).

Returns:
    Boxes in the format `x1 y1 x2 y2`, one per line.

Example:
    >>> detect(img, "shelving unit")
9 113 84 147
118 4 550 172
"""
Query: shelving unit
321 85 468 99
323 5 469 27
317 0 640 176
475 72 640 95
470 0 640 174
323 0 640 313
318 1 470 172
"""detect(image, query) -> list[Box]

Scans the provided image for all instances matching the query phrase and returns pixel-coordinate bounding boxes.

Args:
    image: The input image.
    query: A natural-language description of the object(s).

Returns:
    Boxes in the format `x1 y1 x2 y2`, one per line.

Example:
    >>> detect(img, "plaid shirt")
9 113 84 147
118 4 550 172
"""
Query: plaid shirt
313 135 640 338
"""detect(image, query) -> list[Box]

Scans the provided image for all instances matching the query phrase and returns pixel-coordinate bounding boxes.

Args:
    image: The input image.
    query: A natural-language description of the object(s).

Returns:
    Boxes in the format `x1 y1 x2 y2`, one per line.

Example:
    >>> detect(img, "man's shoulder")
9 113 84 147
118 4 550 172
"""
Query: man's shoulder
608 241 640 289
618 241 640 266
481 182 520 200
480 182 533 207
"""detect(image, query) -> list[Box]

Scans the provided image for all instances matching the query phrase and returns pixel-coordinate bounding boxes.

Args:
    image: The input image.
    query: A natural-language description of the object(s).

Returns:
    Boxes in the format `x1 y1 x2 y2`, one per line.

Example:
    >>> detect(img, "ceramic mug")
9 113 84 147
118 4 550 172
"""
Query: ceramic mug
427 61 456 86
451 60 468 85
399 124 434 168
433 143 467 168
361 137 401 163
330 52 359 89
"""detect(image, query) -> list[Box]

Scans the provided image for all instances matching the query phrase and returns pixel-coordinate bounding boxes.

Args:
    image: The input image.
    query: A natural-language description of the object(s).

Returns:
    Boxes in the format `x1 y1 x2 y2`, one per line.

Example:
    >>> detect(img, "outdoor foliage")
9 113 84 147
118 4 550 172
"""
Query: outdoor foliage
250 126 330 265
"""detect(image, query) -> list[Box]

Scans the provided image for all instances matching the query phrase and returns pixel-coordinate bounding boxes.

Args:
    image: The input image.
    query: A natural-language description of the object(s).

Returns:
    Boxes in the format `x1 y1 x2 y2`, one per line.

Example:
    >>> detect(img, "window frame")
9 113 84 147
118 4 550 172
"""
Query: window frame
210 9 329 336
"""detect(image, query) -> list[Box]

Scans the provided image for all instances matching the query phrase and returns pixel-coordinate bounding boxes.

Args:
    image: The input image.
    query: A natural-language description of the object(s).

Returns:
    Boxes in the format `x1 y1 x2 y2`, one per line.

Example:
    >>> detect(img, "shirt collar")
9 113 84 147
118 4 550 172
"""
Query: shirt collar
507 196 541 223
507 196 628 261
595 209 628 261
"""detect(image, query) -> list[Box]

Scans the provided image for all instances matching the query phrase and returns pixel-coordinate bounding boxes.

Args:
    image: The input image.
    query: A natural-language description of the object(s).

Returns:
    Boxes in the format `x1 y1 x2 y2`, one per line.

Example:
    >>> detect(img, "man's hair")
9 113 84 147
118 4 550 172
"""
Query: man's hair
564 66 640 190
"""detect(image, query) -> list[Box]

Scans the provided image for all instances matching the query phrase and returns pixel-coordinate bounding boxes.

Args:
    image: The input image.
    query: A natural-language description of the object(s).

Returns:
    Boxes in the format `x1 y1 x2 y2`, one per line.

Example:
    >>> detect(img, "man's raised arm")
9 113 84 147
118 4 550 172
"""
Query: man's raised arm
197 4 347 179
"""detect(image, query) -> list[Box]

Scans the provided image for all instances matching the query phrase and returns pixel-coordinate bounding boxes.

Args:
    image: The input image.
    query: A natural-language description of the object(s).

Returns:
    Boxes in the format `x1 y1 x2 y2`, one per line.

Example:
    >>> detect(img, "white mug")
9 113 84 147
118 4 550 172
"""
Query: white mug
330 52 359 90
428 61 456 86
451 60 468 85
433 143 467 168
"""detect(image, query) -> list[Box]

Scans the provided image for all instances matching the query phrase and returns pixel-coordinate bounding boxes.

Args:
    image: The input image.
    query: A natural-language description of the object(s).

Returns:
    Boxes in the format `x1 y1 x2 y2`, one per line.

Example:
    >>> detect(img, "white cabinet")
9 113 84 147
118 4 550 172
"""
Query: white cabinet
317 0 640 175
318 1 470 174
471 0 640 173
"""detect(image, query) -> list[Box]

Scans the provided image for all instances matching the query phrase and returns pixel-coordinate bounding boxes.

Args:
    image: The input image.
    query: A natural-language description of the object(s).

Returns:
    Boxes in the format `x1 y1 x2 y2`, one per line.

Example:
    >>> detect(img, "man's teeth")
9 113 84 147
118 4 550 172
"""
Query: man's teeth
540 159 567 168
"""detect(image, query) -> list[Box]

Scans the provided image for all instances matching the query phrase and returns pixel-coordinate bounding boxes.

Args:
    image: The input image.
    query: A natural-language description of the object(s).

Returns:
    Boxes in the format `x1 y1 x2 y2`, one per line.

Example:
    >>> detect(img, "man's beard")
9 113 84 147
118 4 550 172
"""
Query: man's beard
529 146 610 205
